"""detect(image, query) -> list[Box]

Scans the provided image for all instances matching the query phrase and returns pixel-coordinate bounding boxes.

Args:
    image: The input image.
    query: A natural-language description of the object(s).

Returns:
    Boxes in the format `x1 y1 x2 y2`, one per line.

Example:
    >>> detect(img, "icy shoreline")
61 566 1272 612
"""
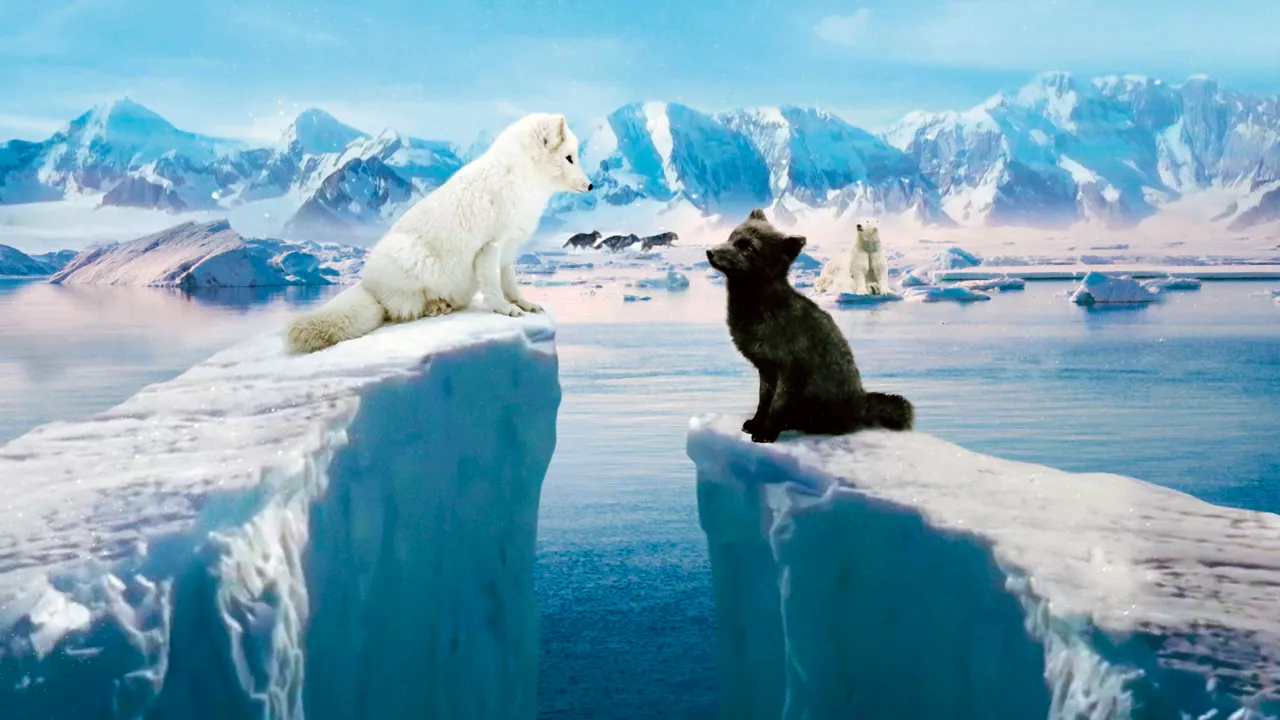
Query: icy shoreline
688 415 1280 719
933 263 1280 282
0 311 559 719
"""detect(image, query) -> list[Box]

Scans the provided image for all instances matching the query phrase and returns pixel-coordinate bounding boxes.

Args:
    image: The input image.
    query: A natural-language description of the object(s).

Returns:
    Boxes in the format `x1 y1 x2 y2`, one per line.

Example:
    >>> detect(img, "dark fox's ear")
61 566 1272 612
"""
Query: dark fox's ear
782 235 806 259
748 208 767 221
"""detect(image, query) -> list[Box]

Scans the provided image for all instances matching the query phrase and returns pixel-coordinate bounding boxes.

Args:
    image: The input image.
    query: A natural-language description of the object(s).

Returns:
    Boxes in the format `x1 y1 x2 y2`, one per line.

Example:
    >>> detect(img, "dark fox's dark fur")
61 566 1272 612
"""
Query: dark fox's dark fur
564 230 602 248
708 209 914 443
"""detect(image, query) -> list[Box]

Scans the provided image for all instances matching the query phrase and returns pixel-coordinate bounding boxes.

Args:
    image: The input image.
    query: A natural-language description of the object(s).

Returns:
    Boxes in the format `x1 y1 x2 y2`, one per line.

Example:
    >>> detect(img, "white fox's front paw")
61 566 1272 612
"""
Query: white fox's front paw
488 302 525 317
515 299 544 313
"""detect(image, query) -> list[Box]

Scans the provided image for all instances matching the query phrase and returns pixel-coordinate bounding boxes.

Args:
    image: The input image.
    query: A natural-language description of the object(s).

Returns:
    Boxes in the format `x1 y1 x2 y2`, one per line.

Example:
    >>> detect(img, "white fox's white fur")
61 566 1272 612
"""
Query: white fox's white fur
286 112 592 354
813 218 890 295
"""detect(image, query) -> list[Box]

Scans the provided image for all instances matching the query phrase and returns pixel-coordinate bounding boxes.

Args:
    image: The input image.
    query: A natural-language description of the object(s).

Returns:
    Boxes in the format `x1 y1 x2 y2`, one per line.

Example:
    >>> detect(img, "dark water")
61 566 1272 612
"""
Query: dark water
3 277 1279 718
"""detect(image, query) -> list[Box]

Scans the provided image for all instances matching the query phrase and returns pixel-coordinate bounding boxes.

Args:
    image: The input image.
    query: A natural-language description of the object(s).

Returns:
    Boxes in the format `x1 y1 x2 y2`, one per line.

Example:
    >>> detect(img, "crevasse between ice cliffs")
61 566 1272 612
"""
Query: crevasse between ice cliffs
0 311 559 720
688 414 1280 720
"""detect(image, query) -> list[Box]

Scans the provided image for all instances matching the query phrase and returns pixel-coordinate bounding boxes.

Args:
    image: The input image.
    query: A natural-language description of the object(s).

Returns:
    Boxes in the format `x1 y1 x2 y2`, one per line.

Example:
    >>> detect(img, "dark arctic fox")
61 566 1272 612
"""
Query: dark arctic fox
707 209 914 443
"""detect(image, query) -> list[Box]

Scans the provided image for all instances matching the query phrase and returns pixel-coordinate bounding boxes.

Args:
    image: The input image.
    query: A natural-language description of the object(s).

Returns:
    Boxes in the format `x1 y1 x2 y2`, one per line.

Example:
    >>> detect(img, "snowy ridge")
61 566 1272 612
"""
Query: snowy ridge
0 312 559 718
51 220 367 287
689 415 1280 719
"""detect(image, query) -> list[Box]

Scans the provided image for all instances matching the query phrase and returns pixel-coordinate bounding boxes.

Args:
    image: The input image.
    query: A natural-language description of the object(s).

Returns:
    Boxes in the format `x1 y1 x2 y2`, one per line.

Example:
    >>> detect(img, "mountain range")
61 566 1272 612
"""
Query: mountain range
1 71 1277 246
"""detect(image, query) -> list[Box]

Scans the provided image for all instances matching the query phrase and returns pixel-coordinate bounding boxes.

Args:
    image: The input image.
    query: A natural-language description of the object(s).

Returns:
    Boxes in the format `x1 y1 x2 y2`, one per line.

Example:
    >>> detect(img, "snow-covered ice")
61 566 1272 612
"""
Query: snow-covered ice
1070 272 1158 306
0 311 559 719
935 265 1280 282
688 415 1280 719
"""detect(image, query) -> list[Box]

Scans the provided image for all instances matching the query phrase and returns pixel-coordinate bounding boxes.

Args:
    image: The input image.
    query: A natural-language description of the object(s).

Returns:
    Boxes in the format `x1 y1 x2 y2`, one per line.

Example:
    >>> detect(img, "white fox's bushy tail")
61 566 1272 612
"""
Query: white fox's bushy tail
287 282 386 354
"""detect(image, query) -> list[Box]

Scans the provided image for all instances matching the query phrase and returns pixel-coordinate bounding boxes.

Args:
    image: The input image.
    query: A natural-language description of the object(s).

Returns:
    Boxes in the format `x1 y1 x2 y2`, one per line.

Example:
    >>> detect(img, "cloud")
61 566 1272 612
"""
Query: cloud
0 113 63 141
812 0 1280 75
813 9 871 47
226 6 346 48
0 0 118 57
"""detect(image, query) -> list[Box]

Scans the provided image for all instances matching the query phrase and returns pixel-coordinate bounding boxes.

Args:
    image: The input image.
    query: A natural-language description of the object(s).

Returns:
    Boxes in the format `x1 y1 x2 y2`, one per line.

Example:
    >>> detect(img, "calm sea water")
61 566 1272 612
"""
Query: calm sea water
3 276 1279 718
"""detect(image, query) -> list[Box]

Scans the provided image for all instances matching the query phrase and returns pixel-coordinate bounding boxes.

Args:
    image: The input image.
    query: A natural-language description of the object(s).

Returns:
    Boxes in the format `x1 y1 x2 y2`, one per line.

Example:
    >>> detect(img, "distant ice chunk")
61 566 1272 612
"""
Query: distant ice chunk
834 291 902 306
903 285 992 303
1070 271 1157 305
930 247 982 270
792 252 822 271
1141 276 1202 292
688 414 1280 719
516 253 542 265
958 277 1026 292
900 270 932 287
0 312 559 719
635 269 690 291
622 294 652 302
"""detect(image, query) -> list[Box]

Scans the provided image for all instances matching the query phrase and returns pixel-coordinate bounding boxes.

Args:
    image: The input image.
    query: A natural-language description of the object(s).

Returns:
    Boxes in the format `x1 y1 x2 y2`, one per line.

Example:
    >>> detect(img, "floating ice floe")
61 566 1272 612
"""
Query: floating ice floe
902 286 992 303
1141 276 1202 292
834 292 903 306
635 270 690 291
1070 271 1157 306
958 277 1026 292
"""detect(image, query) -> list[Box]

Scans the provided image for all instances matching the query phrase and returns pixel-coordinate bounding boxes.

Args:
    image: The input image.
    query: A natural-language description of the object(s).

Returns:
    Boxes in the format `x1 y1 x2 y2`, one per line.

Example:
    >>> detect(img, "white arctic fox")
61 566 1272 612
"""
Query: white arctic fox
286 112 592 353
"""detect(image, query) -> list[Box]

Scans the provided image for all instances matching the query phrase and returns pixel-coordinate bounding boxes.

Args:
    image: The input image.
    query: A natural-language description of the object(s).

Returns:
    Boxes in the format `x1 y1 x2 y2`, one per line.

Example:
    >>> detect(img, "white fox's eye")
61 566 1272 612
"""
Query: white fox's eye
566 155 574 164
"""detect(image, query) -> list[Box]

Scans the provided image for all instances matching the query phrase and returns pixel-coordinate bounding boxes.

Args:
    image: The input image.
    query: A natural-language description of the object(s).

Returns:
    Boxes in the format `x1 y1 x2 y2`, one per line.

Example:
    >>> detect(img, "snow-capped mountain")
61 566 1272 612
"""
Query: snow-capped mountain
50 219 366 287
3 74 1279 248
720 106 954 225
883 72 1280 229
0 245 75 276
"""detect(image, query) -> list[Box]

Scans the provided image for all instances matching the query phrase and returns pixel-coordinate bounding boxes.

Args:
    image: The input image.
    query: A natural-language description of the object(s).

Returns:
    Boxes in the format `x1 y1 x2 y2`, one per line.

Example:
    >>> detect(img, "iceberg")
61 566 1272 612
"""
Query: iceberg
0 311 559 719
688 415 1280 719
1070 272 1157 306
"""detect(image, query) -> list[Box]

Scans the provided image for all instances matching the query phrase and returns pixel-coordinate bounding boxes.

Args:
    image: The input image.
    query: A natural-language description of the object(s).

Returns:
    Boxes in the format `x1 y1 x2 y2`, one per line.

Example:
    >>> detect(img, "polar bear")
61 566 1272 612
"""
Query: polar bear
813 218 890 295
850 218 889 295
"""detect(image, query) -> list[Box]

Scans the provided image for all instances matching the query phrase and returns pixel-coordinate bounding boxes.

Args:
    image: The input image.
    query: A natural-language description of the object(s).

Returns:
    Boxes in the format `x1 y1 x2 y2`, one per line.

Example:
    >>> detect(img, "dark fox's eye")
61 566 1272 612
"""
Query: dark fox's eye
734 239 751 252
566 155 575 164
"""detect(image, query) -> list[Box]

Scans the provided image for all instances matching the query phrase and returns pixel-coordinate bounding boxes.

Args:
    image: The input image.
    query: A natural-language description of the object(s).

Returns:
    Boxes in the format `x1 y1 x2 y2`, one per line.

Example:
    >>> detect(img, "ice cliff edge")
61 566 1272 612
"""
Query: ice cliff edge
0 311 560 719
688 414 1280 719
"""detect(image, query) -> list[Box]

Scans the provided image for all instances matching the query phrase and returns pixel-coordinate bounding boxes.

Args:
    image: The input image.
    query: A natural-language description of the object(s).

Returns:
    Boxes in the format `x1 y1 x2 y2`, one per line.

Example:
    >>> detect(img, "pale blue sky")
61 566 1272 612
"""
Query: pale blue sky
1 0 1277 144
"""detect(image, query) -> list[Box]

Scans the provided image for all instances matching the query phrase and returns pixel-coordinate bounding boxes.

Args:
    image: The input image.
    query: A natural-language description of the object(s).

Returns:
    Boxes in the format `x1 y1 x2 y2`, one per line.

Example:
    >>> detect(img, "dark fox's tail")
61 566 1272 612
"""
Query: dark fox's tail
861 391 914 431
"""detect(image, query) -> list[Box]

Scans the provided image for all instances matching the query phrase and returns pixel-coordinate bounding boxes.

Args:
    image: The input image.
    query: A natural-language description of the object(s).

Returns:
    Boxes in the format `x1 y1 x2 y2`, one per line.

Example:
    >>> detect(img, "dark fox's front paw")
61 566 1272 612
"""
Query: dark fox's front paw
742 417 760 434
750 426 780 443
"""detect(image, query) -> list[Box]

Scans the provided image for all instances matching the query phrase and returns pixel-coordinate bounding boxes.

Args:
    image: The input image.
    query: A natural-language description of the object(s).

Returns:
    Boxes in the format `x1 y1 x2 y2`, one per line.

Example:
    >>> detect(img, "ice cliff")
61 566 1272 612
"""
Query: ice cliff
688 415 1280 719
0 312 560 719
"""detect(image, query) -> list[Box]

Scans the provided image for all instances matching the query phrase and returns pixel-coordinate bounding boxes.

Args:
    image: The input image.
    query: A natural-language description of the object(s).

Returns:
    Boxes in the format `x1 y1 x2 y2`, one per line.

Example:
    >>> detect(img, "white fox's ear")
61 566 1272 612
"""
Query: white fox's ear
541 115 568 148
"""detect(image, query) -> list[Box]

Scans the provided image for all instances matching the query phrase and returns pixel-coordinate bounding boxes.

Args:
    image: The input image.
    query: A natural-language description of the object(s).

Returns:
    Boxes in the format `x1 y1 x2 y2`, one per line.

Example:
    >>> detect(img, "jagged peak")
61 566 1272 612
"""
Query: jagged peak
283 108 367 155
66 97 174 136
